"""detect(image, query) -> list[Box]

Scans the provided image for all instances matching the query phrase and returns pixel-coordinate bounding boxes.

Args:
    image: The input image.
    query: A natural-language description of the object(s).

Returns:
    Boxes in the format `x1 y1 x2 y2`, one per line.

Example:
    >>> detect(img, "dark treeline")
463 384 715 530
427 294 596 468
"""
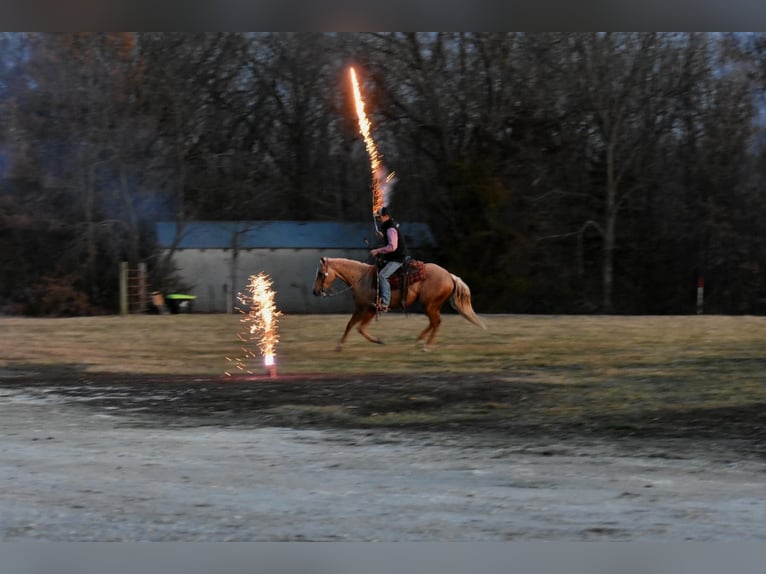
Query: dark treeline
1 32 765 315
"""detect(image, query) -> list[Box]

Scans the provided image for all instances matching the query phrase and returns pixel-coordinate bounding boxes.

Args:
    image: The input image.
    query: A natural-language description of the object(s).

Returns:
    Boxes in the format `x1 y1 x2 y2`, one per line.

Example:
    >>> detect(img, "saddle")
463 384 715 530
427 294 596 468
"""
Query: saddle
386 258 425 290
374 257 426 312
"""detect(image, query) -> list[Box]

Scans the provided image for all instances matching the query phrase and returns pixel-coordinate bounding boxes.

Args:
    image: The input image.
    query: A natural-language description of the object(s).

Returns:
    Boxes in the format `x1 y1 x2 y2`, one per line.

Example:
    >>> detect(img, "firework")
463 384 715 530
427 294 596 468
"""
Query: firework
225 272 281 377
349 67 396 223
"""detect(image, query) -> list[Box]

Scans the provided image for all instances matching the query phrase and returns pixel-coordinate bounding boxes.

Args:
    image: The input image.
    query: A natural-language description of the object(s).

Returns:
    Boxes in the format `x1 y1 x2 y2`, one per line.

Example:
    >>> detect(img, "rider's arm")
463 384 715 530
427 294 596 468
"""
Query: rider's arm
373 228 398 255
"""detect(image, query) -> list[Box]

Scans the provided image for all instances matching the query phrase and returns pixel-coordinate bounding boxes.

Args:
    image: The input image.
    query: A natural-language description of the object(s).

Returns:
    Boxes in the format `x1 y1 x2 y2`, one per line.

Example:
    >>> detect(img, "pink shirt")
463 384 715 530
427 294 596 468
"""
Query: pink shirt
375 228 398 254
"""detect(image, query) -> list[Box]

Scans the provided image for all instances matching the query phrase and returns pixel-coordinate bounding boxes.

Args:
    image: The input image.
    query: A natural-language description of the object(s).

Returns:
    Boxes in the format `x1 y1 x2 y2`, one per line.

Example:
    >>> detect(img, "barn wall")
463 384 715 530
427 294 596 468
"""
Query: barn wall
167 248 371 313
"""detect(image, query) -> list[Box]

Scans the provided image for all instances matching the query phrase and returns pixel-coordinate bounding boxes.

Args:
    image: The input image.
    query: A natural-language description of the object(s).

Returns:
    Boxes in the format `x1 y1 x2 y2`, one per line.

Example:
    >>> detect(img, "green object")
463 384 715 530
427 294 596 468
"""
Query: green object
163 293 196 314
165 293 197 300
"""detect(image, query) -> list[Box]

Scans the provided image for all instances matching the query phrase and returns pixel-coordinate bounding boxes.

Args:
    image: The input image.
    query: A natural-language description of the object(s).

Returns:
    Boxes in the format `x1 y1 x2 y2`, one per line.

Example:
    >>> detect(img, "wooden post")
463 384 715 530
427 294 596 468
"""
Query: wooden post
696 276 704 315
138 262 147 313
119 261 129 316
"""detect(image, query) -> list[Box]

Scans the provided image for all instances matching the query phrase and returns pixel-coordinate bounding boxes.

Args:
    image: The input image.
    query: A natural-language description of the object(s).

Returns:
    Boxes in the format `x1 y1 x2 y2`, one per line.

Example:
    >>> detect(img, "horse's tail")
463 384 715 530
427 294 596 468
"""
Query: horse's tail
449 274 487 330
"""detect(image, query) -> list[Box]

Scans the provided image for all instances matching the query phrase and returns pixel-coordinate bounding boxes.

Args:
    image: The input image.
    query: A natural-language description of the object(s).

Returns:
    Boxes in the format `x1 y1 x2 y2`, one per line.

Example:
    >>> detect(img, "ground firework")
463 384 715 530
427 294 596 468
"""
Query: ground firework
226 272 281 376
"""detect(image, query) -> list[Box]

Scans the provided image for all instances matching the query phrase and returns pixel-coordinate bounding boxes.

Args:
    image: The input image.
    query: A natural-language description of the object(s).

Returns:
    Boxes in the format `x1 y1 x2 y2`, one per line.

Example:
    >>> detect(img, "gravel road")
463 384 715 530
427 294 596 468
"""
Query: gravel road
2 370 765 541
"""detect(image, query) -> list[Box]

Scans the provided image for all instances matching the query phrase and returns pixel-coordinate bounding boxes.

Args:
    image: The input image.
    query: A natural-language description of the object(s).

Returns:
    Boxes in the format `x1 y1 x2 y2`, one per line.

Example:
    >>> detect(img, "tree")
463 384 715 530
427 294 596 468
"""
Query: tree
1 32 764 315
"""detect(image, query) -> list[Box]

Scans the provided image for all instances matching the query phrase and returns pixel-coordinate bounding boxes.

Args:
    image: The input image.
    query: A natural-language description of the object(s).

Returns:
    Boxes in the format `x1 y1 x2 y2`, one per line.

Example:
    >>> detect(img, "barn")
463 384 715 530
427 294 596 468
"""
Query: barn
155 221 436 313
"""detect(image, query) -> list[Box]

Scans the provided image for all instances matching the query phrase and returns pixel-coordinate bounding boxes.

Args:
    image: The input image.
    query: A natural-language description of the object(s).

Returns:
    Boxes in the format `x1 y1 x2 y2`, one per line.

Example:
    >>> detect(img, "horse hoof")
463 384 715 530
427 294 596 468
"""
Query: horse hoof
335 345 344 352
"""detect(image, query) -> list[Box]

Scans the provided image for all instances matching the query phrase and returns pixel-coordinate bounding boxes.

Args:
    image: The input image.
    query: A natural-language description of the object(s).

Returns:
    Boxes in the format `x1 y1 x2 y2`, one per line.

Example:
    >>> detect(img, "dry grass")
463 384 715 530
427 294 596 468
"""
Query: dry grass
2 313 765 431
1 312 766 395
1 313 765 377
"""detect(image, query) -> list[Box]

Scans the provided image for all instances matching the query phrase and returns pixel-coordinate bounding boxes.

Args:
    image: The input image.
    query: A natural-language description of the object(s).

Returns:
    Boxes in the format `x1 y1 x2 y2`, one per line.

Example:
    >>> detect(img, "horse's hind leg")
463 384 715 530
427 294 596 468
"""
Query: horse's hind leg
416 324 432 345
417 306 442 351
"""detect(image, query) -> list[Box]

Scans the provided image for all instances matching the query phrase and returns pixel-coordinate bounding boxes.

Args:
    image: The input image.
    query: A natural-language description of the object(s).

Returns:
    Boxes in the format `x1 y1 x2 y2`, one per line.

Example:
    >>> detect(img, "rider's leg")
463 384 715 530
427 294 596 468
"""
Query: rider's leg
378 261 402 310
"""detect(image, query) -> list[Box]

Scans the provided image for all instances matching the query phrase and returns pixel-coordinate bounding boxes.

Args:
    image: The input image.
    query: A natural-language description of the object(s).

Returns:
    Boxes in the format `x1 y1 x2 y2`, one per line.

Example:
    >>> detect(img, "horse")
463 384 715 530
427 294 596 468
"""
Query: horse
312 257 486 351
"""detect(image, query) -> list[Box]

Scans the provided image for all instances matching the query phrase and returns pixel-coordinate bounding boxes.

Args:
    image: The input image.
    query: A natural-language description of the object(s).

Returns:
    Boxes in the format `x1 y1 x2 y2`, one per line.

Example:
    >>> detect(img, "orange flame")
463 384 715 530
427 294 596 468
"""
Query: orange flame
350 67 394 216
225 272 282 376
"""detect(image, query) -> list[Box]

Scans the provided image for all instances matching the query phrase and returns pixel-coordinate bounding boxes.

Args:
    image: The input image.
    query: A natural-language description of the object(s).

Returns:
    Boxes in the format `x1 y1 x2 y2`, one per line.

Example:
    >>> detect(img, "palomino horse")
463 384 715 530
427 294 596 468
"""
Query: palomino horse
312 257 486 350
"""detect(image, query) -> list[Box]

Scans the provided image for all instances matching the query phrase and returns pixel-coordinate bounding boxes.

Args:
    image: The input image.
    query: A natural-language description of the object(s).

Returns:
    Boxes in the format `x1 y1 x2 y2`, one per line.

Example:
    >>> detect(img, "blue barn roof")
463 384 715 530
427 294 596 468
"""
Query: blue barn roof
156 221 436 250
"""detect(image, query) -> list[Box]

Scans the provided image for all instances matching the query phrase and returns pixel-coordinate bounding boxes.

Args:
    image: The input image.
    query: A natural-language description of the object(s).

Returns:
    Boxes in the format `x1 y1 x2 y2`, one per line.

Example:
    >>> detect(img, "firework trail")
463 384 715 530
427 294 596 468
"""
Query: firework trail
350 67 396 220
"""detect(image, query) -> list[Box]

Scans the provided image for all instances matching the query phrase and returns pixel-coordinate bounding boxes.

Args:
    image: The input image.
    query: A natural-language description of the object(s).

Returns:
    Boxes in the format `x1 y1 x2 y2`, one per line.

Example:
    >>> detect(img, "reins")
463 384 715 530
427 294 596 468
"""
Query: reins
319 282 355 298
318 261 376 298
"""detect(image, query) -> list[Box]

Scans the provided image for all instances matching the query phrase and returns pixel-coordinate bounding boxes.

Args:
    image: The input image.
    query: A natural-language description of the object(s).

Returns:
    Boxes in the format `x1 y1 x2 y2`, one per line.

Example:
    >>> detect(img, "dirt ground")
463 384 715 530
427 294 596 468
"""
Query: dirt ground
1 366 765 541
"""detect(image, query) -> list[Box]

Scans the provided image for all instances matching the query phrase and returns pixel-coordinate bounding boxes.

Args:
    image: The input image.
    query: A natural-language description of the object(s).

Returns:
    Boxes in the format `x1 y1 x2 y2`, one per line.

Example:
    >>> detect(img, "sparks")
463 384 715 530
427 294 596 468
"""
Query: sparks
225 272 281 377
349 67 395 218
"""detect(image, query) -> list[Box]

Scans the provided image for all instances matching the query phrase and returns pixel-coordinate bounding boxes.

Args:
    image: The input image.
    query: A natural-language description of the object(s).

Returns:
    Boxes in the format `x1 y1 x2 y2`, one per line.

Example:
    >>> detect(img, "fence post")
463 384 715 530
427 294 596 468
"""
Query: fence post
138 262 147 313
119 261 129 316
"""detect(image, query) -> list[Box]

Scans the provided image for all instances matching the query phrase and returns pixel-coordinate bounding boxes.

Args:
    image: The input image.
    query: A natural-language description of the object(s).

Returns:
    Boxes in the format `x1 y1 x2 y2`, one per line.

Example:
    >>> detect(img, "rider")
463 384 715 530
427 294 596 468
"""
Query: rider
370 206 408 312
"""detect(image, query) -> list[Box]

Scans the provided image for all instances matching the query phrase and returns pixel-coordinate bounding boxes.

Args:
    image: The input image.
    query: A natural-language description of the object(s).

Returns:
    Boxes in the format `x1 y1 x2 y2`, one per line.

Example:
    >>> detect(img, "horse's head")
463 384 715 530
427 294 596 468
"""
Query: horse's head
312 257 336 296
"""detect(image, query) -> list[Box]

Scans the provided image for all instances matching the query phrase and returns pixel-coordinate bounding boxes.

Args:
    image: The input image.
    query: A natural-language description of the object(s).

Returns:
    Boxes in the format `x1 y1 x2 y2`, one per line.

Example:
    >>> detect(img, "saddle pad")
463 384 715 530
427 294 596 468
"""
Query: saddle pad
388 260 425 289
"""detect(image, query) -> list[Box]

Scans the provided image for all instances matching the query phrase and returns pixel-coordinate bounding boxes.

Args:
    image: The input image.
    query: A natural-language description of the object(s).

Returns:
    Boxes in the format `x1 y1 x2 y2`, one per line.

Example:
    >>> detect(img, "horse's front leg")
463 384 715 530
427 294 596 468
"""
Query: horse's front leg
357 308 383 345
336 310 363 351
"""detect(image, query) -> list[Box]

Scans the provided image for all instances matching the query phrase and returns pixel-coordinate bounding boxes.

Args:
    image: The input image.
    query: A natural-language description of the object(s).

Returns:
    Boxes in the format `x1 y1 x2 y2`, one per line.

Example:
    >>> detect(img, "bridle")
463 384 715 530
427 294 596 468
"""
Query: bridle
314 260 374 297
314 265 333 296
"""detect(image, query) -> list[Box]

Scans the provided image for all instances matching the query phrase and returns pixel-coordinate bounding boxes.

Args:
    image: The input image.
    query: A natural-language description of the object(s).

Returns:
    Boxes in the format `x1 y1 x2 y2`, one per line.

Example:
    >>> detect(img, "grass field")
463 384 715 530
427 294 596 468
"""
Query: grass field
2 313 765 375
2 313 765 386
2 312 766 436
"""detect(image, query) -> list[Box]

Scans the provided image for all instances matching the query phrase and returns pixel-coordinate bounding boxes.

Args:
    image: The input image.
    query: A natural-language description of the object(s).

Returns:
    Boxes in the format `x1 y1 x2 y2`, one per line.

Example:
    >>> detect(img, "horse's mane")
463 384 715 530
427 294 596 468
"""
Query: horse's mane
328 257 374 270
